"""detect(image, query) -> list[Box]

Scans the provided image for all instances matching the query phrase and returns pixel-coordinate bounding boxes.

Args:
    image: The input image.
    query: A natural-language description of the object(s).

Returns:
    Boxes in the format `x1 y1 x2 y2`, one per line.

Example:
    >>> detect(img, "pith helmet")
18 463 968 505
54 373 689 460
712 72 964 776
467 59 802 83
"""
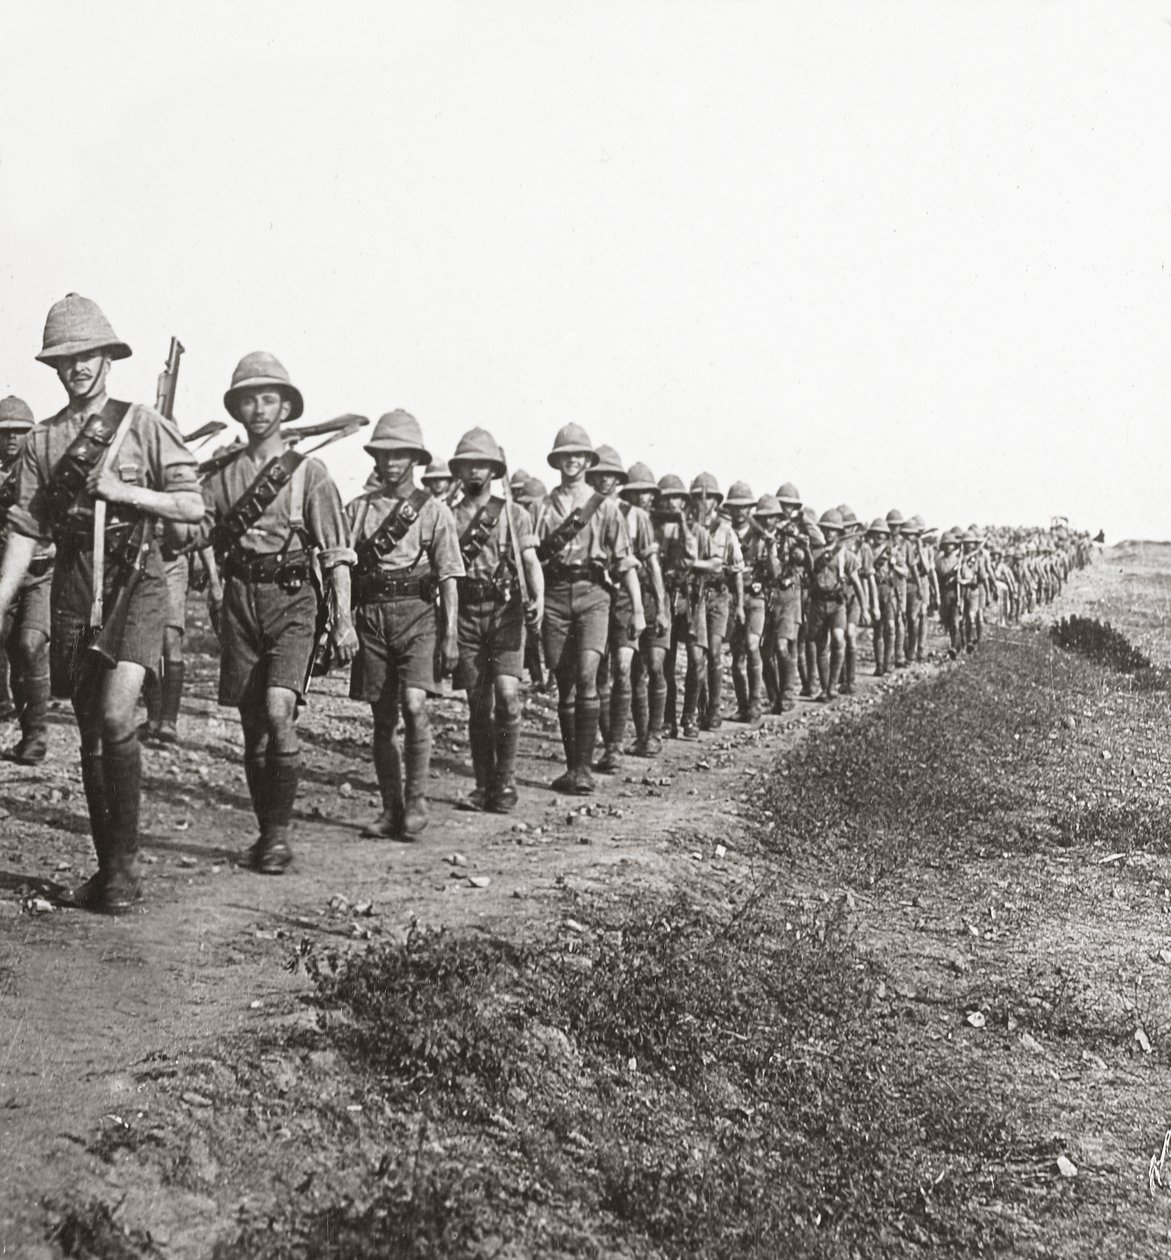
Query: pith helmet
0 396 34 430
903 514 924 536
224 351 304 421
836 503 858 529
960 530 979 544
36 293 132 365
801 505 818 525
657 473 688 498
622 462 658 493
806 523 826 548
450 427 505 478
866 517 890 535
509 467 530 492
776 482 802 506
753 494 783 518
725 480 756 508
364 409 432 463
690 472 722 502
589 444 627 481
523 476 547 500
886 509 905 529
819 508 845 533
421 459 452 484
547 423 598 468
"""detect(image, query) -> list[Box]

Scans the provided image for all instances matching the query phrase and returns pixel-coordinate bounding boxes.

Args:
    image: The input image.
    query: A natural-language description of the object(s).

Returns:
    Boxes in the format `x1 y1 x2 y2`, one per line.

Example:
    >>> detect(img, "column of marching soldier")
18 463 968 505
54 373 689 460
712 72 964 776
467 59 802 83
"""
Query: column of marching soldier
0 295 1093 915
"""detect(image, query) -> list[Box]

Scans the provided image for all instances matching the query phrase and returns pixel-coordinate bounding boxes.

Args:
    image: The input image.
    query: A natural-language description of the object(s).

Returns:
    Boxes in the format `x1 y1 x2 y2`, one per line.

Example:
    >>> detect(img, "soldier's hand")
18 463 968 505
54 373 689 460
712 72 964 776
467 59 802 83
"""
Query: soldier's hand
208 592 224 640
88 463 132 504
859 611 871 629
441 633 459 675
654 615 669 638
330 616 359 666
632 609 647 639
734 604 746 626
524 597 543 630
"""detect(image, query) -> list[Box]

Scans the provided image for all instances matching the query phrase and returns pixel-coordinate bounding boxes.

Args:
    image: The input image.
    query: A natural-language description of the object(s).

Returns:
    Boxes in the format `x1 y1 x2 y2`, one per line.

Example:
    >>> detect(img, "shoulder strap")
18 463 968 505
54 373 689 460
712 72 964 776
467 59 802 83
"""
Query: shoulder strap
213 448 306 551
536 491 605 564
458 496 505 567
356 487 430 569
41 400 131 531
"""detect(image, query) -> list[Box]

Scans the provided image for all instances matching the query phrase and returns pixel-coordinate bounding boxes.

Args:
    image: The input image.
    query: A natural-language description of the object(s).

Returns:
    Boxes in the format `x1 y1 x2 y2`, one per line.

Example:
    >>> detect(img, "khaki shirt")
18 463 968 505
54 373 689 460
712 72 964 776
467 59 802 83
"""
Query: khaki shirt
345 486 464 581
707 517 745 578
9 399 199 544
202 448 354 568
534 483 634 572
452 495 537 581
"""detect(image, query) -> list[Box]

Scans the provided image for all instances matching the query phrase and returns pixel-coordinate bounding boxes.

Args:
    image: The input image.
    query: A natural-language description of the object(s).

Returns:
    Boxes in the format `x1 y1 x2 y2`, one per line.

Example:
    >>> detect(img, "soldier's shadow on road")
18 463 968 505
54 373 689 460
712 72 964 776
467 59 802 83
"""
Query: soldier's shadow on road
0 869 70 898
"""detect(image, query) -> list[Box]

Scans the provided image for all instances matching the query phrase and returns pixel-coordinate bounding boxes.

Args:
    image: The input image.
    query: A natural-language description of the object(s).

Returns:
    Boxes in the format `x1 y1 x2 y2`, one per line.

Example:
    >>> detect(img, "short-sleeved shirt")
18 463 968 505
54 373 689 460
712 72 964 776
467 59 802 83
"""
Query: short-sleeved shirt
0 452 53 571
346 486 464 581
201 448 354 568
656 517 708 581
8 398 199 544
707 517 745 578
452 495 537 581
618 500 658 571
534 483 634 572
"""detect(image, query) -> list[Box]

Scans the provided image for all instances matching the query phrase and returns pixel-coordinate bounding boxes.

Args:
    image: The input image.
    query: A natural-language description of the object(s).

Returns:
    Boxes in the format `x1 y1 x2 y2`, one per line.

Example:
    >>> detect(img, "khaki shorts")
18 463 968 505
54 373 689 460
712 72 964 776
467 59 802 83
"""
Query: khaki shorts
455 597 525 689
219 577 316 705
163 556 189 633
351 595 442 701
543 579 610 672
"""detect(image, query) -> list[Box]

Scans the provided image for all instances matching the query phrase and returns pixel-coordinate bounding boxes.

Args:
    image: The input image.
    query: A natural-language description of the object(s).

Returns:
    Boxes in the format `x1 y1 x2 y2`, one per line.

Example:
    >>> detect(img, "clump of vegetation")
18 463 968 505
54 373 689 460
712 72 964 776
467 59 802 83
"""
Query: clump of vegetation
227 892 1017 1258
763 634 1068 880
1050 615 1166 688
45 1197 164 1259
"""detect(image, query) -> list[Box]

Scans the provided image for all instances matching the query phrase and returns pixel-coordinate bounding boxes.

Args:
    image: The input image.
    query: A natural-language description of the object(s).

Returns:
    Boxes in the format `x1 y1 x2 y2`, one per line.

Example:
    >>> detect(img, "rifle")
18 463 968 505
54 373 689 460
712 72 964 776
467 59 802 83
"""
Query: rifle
197 413 368 478
498 445 533 615
182 419 228 448
88 337 183 661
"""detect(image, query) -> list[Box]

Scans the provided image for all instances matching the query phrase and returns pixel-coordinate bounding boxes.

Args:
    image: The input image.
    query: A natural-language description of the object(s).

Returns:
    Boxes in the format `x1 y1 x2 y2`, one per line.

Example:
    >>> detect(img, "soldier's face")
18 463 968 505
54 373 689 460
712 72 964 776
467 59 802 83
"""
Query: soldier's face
0 431 22 462
554 452 589 479
55 350 110 403
460 461 494 491
591 473 621 496
427 479 452 498
235 389 291 439
375 451 415 487
635 490 656 512
729 506 748 527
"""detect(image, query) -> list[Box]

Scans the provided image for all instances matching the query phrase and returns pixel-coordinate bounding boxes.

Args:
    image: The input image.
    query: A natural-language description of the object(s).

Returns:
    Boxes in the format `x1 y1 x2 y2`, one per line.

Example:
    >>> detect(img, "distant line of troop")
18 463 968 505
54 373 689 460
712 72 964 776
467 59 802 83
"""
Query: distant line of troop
0 294 1092 915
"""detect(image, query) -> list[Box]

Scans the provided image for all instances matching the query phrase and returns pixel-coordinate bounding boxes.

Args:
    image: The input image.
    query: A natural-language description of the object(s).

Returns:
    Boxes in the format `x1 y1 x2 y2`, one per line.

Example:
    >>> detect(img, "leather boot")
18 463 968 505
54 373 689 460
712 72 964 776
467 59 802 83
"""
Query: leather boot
646 672 666 754
242 749 298 873
157 660 184 743
552 702 576 792
627 668 649 755
402 714 432 838
572 698 600 794
705 650 723 729
362 724 403 838
681 658 700 739
460 700 495 811
731 661 749 722
13 667 49 764
597 681 629 772
101 733 144 913
70 751 112 909
596 676 612 750
489 713 520 813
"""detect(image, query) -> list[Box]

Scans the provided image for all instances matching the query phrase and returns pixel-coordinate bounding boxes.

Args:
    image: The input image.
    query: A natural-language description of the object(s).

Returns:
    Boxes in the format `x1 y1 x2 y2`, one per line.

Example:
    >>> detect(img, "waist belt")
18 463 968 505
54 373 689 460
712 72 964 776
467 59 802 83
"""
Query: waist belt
354 571 432 602
58 520 137 557
459 576 511 604
546 563 601 584
224 550 310 587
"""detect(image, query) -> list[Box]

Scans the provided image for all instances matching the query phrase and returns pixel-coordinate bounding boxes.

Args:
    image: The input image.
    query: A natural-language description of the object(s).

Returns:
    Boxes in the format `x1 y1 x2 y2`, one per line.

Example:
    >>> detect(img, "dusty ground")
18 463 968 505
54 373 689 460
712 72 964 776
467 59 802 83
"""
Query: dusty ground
4 547 1171 1256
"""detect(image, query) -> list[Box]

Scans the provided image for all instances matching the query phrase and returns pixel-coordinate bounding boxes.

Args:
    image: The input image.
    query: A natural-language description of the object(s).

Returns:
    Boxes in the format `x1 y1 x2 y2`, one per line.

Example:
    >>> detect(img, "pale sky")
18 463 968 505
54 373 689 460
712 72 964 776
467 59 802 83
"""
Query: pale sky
2 0 1168 539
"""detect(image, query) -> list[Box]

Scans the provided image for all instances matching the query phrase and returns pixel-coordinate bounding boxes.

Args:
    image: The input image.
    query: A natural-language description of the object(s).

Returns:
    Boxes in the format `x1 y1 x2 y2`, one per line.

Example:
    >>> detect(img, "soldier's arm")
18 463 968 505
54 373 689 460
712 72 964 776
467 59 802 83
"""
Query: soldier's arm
521 543 544 625
0 533 35 621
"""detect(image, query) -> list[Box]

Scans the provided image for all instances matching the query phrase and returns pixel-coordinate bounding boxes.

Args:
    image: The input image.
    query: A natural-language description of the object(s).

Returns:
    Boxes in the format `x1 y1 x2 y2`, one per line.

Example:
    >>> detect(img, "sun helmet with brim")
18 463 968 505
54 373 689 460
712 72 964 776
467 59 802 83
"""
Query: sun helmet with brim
364 409 432 463
0 396 34 430
449 427 505 479
588 444 627 482
223 351 305 422
547 423 598 469
725 480 756 509
36 293 132 365
621 462 658 495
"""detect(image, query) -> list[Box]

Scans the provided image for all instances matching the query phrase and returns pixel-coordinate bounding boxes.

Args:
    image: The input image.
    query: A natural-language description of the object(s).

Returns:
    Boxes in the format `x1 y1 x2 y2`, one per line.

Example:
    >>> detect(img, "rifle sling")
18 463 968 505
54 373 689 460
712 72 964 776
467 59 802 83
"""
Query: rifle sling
42 400 132 535
355 488 430 572
214 448 306 555
537 492 605 565
459 496 505 568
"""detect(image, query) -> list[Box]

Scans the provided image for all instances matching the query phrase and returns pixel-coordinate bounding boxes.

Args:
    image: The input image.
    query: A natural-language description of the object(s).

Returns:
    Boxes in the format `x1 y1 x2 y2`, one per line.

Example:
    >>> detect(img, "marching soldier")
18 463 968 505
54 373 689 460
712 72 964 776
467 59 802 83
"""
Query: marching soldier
200 352 358 873
618 463 670 756
807 510 868 701
346 411 463 838
935 527 962 656
836 504 866 695
588 445 659 772
726 481 766 723
655 474 707 739
139 544 189 744
691 473 744 729
884 510 911 668
0 396 53 764
763 483 806 713
0 295 205 913
535 424 641 792
422 459 455 501
865 517 896 675
449 427 543 812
